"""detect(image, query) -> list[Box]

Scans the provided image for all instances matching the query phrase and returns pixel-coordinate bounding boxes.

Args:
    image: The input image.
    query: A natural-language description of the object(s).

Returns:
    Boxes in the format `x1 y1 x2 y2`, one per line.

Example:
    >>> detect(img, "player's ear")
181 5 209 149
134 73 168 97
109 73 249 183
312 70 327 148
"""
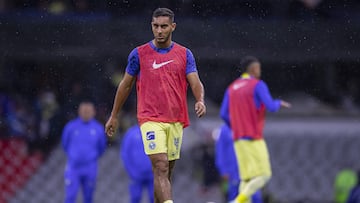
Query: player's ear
171 23 176 31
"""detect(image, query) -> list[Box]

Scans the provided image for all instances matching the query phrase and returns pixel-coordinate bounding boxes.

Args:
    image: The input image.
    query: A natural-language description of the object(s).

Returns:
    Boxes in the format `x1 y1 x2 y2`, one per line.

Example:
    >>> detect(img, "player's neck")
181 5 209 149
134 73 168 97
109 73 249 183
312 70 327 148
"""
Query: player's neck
153 39 172 49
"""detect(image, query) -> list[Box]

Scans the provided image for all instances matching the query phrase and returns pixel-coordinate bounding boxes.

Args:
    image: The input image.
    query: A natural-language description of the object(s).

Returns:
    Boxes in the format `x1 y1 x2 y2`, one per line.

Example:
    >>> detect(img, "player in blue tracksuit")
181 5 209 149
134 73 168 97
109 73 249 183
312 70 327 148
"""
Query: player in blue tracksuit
62 102 106 203
121 124 154 203
215 124 263 203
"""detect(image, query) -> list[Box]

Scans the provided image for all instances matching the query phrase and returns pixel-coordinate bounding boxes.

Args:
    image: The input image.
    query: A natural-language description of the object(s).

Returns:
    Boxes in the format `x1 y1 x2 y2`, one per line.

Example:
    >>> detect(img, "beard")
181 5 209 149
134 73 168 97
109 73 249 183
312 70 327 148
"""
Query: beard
155 35 170 44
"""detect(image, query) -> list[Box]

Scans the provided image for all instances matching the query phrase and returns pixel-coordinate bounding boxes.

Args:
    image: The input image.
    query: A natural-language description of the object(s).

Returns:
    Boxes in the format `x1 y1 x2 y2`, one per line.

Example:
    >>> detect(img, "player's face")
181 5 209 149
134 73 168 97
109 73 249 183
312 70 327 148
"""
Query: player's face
78 103 95 122
151 16 176 46
250 62 261 79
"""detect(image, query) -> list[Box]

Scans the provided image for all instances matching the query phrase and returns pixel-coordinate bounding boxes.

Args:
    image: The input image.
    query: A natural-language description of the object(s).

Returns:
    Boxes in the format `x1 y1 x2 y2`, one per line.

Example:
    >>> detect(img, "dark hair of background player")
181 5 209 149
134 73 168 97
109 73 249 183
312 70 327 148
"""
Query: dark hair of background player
240 56 260 72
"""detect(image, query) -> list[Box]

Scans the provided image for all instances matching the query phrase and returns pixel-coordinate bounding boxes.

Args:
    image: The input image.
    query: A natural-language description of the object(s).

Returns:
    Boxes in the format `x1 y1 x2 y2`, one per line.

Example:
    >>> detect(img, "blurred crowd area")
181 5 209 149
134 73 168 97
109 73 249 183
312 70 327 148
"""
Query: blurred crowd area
0 0 360 154
0 62 137 155
0 0 360 20
0 87 60 153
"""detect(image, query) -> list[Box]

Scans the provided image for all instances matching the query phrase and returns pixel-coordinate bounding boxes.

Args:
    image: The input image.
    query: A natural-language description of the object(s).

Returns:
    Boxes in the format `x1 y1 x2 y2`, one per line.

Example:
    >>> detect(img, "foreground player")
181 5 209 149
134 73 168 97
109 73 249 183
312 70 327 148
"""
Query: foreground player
220 56 291 203
62 102 106 203
121 124 154 203
215 124 262 203
105 8 206 203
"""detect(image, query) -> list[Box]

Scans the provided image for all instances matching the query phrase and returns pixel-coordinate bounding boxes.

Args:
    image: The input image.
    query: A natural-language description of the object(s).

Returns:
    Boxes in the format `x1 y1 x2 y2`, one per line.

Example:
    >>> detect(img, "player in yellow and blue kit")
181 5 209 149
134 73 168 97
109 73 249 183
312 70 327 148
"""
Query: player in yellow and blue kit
215 124 262 203
221 56 291 203
106 8 206 203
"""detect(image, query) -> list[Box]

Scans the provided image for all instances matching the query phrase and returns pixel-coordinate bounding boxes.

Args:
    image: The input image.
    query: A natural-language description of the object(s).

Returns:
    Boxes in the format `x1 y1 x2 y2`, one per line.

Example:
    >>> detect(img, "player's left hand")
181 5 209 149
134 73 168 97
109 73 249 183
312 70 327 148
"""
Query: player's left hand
195 101 206 118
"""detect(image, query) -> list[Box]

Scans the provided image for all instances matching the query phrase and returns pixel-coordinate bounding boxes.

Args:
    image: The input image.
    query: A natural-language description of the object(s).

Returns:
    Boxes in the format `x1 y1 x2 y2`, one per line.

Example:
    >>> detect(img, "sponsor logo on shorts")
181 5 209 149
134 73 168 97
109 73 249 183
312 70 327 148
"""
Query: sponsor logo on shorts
149 141 156 150
146 131 155 140
174 138 180 150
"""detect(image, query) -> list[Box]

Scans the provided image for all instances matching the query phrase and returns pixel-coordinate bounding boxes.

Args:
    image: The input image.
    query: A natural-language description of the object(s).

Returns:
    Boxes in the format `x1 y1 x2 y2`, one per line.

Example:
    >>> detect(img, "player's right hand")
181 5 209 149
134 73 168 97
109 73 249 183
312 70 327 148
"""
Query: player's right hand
280 100 292 108
105 116 118 137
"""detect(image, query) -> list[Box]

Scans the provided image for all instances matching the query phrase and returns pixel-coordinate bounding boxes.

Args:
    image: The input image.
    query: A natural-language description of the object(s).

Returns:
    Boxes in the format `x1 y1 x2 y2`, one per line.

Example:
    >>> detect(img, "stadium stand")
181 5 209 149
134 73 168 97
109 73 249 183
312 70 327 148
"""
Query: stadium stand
265 118 360 203
8 118 360 203
0 139 43 203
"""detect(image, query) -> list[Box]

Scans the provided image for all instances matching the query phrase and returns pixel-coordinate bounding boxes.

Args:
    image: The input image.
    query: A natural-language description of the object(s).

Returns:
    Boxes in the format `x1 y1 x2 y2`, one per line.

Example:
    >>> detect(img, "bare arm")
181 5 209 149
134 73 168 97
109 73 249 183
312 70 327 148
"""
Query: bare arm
187 72 206 117
105 73 136 136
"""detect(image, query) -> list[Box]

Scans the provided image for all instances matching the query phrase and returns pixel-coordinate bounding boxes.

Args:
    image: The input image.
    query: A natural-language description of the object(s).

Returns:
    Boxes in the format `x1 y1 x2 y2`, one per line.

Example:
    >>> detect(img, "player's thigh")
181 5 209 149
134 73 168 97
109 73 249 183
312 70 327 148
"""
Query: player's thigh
234 140 257 180
64 168 80 198
235 139 271 179
167 122 183 161
252 140 271 176
140 122 167 155
80 166 97 194
234 141 248 167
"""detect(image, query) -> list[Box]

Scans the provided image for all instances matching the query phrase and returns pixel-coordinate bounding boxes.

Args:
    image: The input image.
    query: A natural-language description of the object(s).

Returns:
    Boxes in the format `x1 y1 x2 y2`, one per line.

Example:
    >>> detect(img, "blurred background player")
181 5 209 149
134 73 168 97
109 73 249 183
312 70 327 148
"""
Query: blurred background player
62 101 107 203
220 56 291 203
215 124 262 203
105 8 206 203
347 170 360 203
121 124 154 203
334 169 358 203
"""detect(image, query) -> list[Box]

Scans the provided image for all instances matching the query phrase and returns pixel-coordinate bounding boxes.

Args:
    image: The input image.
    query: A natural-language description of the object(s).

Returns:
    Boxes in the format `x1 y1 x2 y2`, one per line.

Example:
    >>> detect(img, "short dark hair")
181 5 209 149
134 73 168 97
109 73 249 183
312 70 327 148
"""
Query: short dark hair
240 56 259 72
152 8 175 22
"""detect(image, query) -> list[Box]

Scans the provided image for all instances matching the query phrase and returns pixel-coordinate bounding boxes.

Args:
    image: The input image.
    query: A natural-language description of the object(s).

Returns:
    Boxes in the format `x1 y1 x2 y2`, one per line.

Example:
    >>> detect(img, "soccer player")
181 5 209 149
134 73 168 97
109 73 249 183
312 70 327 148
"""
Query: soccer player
215 124 262 203
121 124 154 203
105 8 206 203
62 101 107 203
220 56 291 203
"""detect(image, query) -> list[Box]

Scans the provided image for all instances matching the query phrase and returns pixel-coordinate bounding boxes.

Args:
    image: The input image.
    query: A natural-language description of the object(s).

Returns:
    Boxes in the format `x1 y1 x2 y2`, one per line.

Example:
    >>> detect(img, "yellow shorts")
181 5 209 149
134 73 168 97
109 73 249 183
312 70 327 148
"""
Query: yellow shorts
140 121 183 161
234 139 272 181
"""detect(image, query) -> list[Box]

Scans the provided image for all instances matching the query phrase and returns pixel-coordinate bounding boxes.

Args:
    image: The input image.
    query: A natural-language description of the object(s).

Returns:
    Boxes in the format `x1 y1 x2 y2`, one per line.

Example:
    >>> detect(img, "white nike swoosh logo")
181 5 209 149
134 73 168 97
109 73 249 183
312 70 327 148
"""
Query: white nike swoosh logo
152 60 174 69
233 82 246 90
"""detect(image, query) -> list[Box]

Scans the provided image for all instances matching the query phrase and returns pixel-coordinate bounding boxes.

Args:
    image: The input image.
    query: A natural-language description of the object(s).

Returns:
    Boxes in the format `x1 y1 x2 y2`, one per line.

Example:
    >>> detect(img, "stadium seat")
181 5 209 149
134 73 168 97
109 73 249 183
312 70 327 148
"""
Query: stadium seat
0 139 43 203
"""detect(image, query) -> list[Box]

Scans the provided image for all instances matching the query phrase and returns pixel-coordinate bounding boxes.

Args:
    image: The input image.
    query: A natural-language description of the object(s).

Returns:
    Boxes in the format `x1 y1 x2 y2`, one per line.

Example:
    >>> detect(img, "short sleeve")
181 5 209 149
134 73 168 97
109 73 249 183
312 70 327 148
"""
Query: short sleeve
186 49 198 75
125 48 140 76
